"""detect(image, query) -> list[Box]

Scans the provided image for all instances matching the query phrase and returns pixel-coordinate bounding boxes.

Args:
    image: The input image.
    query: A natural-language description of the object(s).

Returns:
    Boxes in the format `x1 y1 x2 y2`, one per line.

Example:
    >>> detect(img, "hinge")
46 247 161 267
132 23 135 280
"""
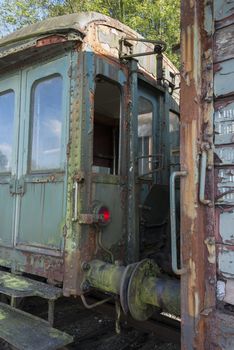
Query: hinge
9 177 16 195
9 177 25 195
16 177 25 195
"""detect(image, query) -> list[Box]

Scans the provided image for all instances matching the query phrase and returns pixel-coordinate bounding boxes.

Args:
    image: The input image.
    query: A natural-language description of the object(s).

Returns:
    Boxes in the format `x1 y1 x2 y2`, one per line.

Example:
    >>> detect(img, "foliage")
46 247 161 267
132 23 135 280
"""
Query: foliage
0 0 48 33
0 0 180 66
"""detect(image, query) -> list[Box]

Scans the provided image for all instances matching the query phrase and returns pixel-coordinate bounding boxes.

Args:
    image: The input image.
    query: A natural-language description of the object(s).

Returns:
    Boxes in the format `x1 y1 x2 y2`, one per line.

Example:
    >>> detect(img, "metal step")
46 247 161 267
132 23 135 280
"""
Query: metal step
0 270 62 300
0 302 73 350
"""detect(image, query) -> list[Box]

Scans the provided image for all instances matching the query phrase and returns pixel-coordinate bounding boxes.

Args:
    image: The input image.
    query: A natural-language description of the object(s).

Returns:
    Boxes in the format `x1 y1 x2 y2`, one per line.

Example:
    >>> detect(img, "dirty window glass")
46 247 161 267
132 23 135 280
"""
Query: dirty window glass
0 90 15 173
138 97 153 177
169 111 179 132
30 75 63 171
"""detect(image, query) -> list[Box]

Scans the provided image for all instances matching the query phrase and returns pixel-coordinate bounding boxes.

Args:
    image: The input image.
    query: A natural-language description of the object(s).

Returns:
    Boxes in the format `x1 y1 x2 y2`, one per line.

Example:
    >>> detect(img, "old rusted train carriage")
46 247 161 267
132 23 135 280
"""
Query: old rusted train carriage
0 12 180 349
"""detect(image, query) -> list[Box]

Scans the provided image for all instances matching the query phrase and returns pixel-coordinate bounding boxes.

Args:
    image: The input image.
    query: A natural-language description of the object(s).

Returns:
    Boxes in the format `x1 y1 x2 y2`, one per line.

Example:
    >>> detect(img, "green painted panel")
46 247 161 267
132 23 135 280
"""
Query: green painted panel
0 185 14 246
0 74 21 249
93 182 123 249
15 55 70 254
17 182 65 249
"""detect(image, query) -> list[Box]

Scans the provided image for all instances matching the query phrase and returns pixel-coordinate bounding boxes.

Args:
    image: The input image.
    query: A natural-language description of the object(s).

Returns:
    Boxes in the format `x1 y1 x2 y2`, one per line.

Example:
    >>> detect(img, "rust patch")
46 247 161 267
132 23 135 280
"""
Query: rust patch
36 35 67 47
180 0 216 349
204 237 216 264
23 252 64 283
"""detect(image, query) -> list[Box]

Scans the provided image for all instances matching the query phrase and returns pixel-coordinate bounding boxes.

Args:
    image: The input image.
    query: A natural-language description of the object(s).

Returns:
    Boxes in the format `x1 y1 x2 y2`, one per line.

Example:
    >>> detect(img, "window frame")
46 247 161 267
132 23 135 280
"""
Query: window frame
137 96 154 178
92 75 122 177
18 56 70 177
29 73 64 172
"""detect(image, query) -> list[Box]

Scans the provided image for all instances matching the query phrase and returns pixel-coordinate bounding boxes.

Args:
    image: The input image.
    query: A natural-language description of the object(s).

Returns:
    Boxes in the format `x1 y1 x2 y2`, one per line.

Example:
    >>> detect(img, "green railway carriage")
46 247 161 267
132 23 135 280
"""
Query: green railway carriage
0 12 180 349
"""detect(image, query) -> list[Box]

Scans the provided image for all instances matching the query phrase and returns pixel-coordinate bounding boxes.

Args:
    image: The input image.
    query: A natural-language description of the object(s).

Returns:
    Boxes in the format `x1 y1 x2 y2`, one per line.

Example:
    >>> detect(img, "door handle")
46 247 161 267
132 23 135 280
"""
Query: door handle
72 181 79 222
170 170 187 275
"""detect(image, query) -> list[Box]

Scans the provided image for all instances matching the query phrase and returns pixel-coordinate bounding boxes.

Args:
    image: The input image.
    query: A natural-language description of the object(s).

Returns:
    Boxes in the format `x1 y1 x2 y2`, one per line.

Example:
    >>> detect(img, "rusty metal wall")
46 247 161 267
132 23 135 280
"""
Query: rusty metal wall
181 0 234 349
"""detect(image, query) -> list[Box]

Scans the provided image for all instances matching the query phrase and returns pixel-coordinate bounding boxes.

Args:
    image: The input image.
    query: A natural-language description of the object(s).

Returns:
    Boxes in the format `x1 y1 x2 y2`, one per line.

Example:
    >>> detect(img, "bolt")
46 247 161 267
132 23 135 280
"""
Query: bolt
81 280 90 292
82 262 90 271
209 278 215 285
204 96 212 103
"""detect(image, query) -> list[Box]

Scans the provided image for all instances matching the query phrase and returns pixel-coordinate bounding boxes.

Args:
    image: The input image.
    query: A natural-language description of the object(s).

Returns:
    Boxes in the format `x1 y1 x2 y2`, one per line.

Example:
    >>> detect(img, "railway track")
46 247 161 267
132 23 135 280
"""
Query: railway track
0 294 180 350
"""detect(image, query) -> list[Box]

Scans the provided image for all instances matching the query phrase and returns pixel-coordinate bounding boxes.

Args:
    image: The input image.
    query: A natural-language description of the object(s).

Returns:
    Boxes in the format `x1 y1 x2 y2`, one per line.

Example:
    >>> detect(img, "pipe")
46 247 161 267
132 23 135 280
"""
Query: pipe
85 260 180 319
140 276 180 316
86 260 125 294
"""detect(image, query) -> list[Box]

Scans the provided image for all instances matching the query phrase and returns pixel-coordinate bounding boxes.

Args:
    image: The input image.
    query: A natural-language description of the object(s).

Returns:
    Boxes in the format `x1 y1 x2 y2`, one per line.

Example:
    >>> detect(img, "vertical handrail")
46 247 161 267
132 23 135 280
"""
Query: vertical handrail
72 181 78 221
199 149 212 206
170 171 187 275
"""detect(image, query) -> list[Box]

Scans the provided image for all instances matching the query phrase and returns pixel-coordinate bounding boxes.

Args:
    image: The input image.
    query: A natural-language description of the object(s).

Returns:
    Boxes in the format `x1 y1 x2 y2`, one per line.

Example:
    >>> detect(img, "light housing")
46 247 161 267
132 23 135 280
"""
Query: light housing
92 202 111 226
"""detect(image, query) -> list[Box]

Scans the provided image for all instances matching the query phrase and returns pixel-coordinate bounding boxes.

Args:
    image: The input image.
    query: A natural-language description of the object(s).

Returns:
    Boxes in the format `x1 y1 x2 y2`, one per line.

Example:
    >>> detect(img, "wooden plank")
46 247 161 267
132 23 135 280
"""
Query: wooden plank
224 279 234 305
0 271 62 299
0 302 73 350
217 244 234 279
219 211 234 245
214 59 234 98
214 24 234 63
214 0 234 28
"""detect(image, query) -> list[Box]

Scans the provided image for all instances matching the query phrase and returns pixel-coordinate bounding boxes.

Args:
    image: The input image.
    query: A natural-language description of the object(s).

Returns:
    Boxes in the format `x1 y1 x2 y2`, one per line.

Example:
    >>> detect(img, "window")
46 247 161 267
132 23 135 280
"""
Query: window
30 75 63 171
138 97 153 176
92 78 120 175
0 90 15 173
169 111 179 133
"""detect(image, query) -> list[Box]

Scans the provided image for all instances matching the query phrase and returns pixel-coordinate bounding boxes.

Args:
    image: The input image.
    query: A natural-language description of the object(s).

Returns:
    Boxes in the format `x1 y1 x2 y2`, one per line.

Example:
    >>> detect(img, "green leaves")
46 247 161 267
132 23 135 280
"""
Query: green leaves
0 0 180 66
0 0 49 33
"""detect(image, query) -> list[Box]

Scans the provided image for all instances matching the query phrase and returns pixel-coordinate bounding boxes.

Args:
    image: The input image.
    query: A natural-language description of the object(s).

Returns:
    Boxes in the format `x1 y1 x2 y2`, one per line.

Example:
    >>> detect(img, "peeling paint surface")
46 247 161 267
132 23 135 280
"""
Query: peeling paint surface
204 237 216 264
214 0 234 321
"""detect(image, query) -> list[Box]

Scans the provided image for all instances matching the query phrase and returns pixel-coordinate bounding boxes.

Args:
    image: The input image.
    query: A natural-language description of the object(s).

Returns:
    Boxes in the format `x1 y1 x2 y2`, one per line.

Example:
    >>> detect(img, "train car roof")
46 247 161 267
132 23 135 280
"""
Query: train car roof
0 12 180 101
0 12 143 48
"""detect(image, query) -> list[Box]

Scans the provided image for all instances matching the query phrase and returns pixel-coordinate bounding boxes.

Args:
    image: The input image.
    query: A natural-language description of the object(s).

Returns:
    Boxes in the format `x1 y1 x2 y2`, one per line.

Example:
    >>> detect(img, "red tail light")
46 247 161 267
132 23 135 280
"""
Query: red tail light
98 206 111 225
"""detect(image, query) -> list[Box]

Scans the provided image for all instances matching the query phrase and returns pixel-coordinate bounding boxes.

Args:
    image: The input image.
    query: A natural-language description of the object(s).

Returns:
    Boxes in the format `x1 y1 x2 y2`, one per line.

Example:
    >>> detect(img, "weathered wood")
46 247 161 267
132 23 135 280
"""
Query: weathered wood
214 0 234 28
224 279 234 305
0 302 73 350
218 211 234 245
0 271 62 299
214 59 234 98
217 244 234 279
214 24 234 63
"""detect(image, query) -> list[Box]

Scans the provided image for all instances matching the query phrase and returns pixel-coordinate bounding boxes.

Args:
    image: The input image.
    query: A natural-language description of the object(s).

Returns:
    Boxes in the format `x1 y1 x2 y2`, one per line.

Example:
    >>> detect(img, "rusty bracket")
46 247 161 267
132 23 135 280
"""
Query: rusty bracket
119 37 167 60
9 176 25 196
78 214 95 225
